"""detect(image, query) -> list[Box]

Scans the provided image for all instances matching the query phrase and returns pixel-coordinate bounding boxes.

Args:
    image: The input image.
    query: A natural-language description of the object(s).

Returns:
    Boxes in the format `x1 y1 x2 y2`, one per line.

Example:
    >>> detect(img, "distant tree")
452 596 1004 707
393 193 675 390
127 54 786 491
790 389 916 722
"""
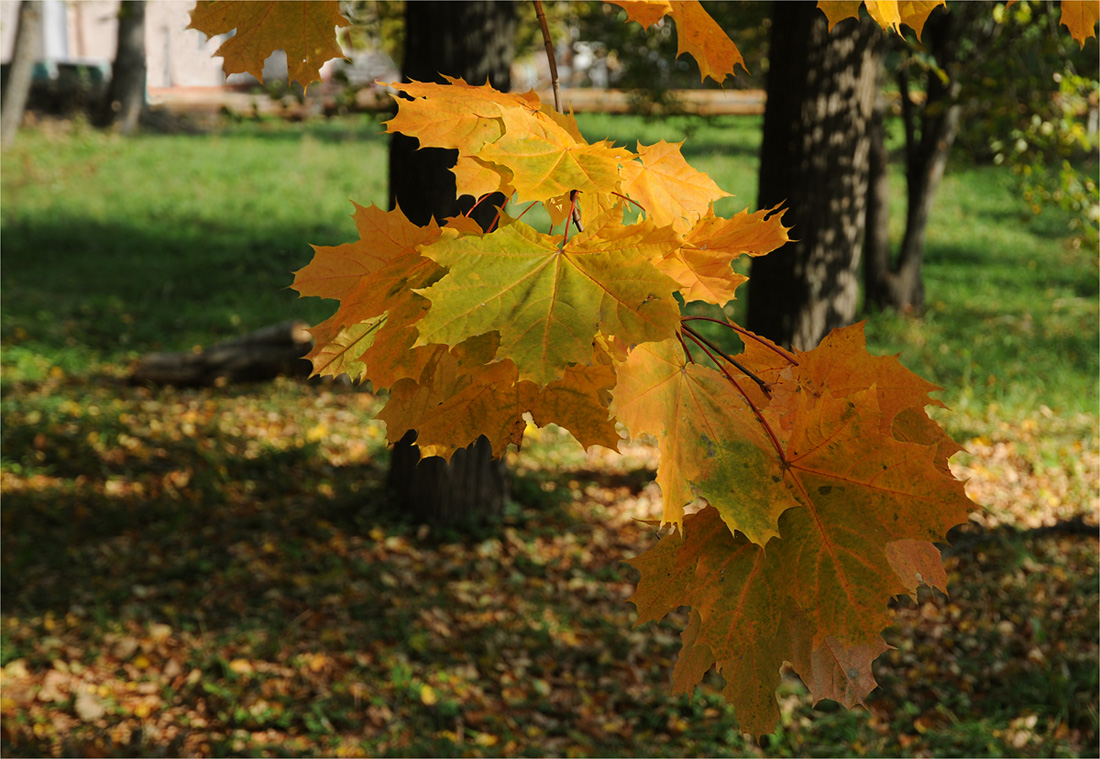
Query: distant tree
97 0 147 134
1 1 42 149
747 3 883 349
863 6 964 313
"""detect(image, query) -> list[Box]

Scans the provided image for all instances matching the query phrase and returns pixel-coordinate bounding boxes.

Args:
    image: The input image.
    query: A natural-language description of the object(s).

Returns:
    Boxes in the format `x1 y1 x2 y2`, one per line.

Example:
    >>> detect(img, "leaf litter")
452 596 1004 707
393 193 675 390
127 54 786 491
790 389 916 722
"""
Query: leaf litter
1 369 1096 757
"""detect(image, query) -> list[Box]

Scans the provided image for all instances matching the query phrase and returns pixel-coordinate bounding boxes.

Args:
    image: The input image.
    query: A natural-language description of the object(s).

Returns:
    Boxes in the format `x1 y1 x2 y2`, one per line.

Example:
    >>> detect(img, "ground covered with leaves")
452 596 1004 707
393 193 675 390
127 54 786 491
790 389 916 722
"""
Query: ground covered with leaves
1 369 1096 758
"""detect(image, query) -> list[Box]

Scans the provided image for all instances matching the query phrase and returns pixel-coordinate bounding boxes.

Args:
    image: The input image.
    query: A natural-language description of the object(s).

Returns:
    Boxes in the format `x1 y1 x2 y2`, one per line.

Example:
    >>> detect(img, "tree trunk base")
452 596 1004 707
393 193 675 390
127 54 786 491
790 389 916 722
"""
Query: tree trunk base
387 431 508 529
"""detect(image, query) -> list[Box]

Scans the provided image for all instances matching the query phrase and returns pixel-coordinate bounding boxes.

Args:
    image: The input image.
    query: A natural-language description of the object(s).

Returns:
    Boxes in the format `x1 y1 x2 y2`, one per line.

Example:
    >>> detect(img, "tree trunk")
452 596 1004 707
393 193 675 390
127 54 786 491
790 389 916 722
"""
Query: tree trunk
1 1 42 149
386 1 517 527
746 3 883 350
97 0 146 134
864 7 962 313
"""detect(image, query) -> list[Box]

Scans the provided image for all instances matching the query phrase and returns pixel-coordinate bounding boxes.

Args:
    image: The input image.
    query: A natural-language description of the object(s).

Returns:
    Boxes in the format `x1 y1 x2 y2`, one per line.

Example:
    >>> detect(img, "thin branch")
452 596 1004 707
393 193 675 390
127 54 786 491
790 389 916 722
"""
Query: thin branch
612 191 647 213
676 330 696 363
463 193 492 218
533 1 583 235
533 0 561 114
682 329 786 462
681 324 771 398
680 316 799 365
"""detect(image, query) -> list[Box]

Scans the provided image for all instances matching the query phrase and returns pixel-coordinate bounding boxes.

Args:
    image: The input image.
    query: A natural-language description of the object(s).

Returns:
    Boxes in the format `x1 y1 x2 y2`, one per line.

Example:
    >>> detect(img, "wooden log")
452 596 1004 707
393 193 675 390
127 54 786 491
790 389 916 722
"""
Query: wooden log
130 320 313 386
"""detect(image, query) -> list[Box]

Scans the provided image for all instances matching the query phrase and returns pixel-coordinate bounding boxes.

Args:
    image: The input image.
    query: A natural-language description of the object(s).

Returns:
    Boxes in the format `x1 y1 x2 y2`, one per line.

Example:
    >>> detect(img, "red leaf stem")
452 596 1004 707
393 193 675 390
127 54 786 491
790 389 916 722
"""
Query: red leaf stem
681 324 770 398
681 328 787 463
681 316 798 365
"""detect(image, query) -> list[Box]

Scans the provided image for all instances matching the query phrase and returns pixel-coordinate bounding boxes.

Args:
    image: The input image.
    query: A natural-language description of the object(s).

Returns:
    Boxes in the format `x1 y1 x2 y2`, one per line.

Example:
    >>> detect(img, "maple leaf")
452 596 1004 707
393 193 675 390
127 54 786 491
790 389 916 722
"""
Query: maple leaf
414 214 682 386
609 0 747 84
768 322 945 437
624 323 973 733
187 1 349 87
384 77 530 153
619 140 730 232
387 79 629 206
478 108 632 205
817 0 946 38
291 204 446 389
610 338 800 540
376 335 527 460
526 347 621 451
1061 0 1100 46
612 0 672 29
655 206 791 305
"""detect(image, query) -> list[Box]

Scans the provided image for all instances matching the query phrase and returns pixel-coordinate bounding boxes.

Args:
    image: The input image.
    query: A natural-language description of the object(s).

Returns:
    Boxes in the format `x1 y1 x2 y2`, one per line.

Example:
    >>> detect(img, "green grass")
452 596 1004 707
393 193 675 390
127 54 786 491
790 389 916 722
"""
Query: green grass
1 114 389 379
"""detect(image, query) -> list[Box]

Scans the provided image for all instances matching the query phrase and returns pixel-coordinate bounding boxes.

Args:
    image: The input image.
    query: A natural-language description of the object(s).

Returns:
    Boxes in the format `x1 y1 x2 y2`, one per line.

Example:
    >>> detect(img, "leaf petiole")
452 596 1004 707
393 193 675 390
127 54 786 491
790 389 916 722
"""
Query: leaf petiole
681 323 770 398
681 327 786 463
681 316 798 365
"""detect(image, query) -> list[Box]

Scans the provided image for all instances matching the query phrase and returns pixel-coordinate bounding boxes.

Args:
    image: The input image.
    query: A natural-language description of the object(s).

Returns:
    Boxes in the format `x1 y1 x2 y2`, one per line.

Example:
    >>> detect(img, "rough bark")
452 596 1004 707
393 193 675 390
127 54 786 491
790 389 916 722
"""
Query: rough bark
863 8 963 313
98 0 147 134
386 1 517 527
746 3 883 350
1 1 42 149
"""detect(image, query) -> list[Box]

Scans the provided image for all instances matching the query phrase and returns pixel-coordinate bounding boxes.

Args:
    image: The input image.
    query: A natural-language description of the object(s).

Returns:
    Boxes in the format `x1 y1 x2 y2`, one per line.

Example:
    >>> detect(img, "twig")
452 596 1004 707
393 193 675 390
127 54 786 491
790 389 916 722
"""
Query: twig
681 324 770 397
680 316 798 365
533 1 561 114
534 1 584 234
681 329 786 462
676 330 696 363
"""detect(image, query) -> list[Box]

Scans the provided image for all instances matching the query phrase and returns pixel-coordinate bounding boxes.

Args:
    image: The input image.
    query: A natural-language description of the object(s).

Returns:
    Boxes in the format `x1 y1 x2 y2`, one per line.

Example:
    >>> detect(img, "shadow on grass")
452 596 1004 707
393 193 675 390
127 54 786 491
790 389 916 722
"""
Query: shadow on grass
1 214 341 360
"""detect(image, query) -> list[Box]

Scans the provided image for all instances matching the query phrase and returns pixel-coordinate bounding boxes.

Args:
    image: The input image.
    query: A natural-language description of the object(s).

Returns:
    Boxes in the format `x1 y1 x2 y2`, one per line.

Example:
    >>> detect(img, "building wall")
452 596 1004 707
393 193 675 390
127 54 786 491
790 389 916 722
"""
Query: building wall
1 0 229 87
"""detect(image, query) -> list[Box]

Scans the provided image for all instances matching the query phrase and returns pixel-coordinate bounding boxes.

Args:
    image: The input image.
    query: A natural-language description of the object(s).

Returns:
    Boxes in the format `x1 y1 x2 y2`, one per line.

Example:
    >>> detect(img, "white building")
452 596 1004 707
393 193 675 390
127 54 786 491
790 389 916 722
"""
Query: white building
1 0 232 88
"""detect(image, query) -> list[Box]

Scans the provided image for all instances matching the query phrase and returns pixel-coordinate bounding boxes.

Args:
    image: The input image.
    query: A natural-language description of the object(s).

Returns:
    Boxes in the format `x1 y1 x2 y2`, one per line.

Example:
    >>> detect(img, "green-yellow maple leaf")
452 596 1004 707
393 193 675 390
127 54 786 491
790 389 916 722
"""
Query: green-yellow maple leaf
414 214 682 386
611 337 799 540
187 1 349 87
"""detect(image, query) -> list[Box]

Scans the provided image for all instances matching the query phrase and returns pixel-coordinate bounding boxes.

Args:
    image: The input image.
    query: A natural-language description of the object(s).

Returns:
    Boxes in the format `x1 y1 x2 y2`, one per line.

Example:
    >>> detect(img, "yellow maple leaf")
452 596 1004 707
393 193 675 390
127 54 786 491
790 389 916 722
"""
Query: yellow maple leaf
187 1 349 87
619 140 730 232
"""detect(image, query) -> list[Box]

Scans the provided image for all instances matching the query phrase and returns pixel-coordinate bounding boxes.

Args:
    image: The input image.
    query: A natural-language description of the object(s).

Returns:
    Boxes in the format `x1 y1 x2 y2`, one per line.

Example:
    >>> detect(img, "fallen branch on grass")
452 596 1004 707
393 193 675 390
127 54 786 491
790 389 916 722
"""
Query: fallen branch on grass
129 319 312 386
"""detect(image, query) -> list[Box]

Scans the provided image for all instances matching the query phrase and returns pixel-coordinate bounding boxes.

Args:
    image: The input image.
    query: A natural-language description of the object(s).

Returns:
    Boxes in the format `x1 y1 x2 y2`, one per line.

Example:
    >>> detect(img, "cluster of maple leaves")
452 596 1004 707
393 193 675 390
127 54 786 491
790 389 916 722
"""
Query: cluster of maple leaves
187 0 1097 736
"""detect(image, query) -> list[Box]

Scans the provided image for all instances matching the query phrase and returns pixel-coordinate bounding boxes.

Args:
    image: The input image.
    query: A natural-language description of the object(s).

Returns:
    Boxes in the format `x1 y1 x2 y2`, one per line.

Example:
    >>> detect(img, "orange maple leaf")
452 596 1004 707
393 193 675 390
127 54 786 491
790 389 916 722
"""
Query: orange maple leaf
609 0 746 84
1061 0 1100 46
818 0 946 38
377 335 525 460
187 1 349 87
654 206 791 305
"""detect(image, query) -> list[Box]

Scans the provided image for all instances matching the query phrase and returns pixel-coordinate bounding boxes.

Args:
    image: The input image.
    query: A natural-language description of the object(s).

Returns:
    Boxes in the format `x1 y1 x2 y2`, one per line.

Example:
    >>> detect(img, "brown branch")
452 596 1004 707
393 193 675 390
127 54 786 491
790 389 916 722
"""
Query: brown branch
533 1 561 114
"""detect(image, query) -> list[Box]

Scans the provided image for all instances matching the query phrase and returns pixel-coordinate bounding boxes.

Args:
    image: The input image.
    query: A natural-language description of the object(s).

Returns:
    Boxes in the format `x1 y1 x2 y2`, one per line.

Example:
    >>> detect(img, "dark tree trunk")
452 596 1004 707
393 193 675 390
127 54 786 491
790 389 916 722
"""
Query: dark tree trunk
746 3 883 350
1 1 41 149
864 7 963 313
97 0 147 134
386 1 517 528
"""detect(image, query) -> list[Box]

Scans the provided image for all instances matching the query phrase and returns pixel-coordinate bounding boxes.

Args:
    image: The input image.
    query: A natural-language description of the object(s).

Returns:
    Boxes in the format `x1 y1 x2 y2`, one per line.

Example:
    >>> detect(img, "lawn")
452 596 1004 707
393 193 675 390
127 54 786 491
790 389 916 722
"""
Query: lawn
1 112 1097 757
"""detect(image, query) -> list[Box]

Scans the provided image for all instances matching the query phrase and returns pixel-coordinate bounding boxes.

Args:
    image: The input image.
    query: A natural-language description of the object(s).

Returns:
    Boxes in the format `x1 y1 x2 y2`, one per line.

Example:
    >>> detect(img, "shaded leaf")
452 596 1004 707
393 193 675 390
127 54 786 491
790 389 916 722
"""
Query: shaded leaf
187 1 349 87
